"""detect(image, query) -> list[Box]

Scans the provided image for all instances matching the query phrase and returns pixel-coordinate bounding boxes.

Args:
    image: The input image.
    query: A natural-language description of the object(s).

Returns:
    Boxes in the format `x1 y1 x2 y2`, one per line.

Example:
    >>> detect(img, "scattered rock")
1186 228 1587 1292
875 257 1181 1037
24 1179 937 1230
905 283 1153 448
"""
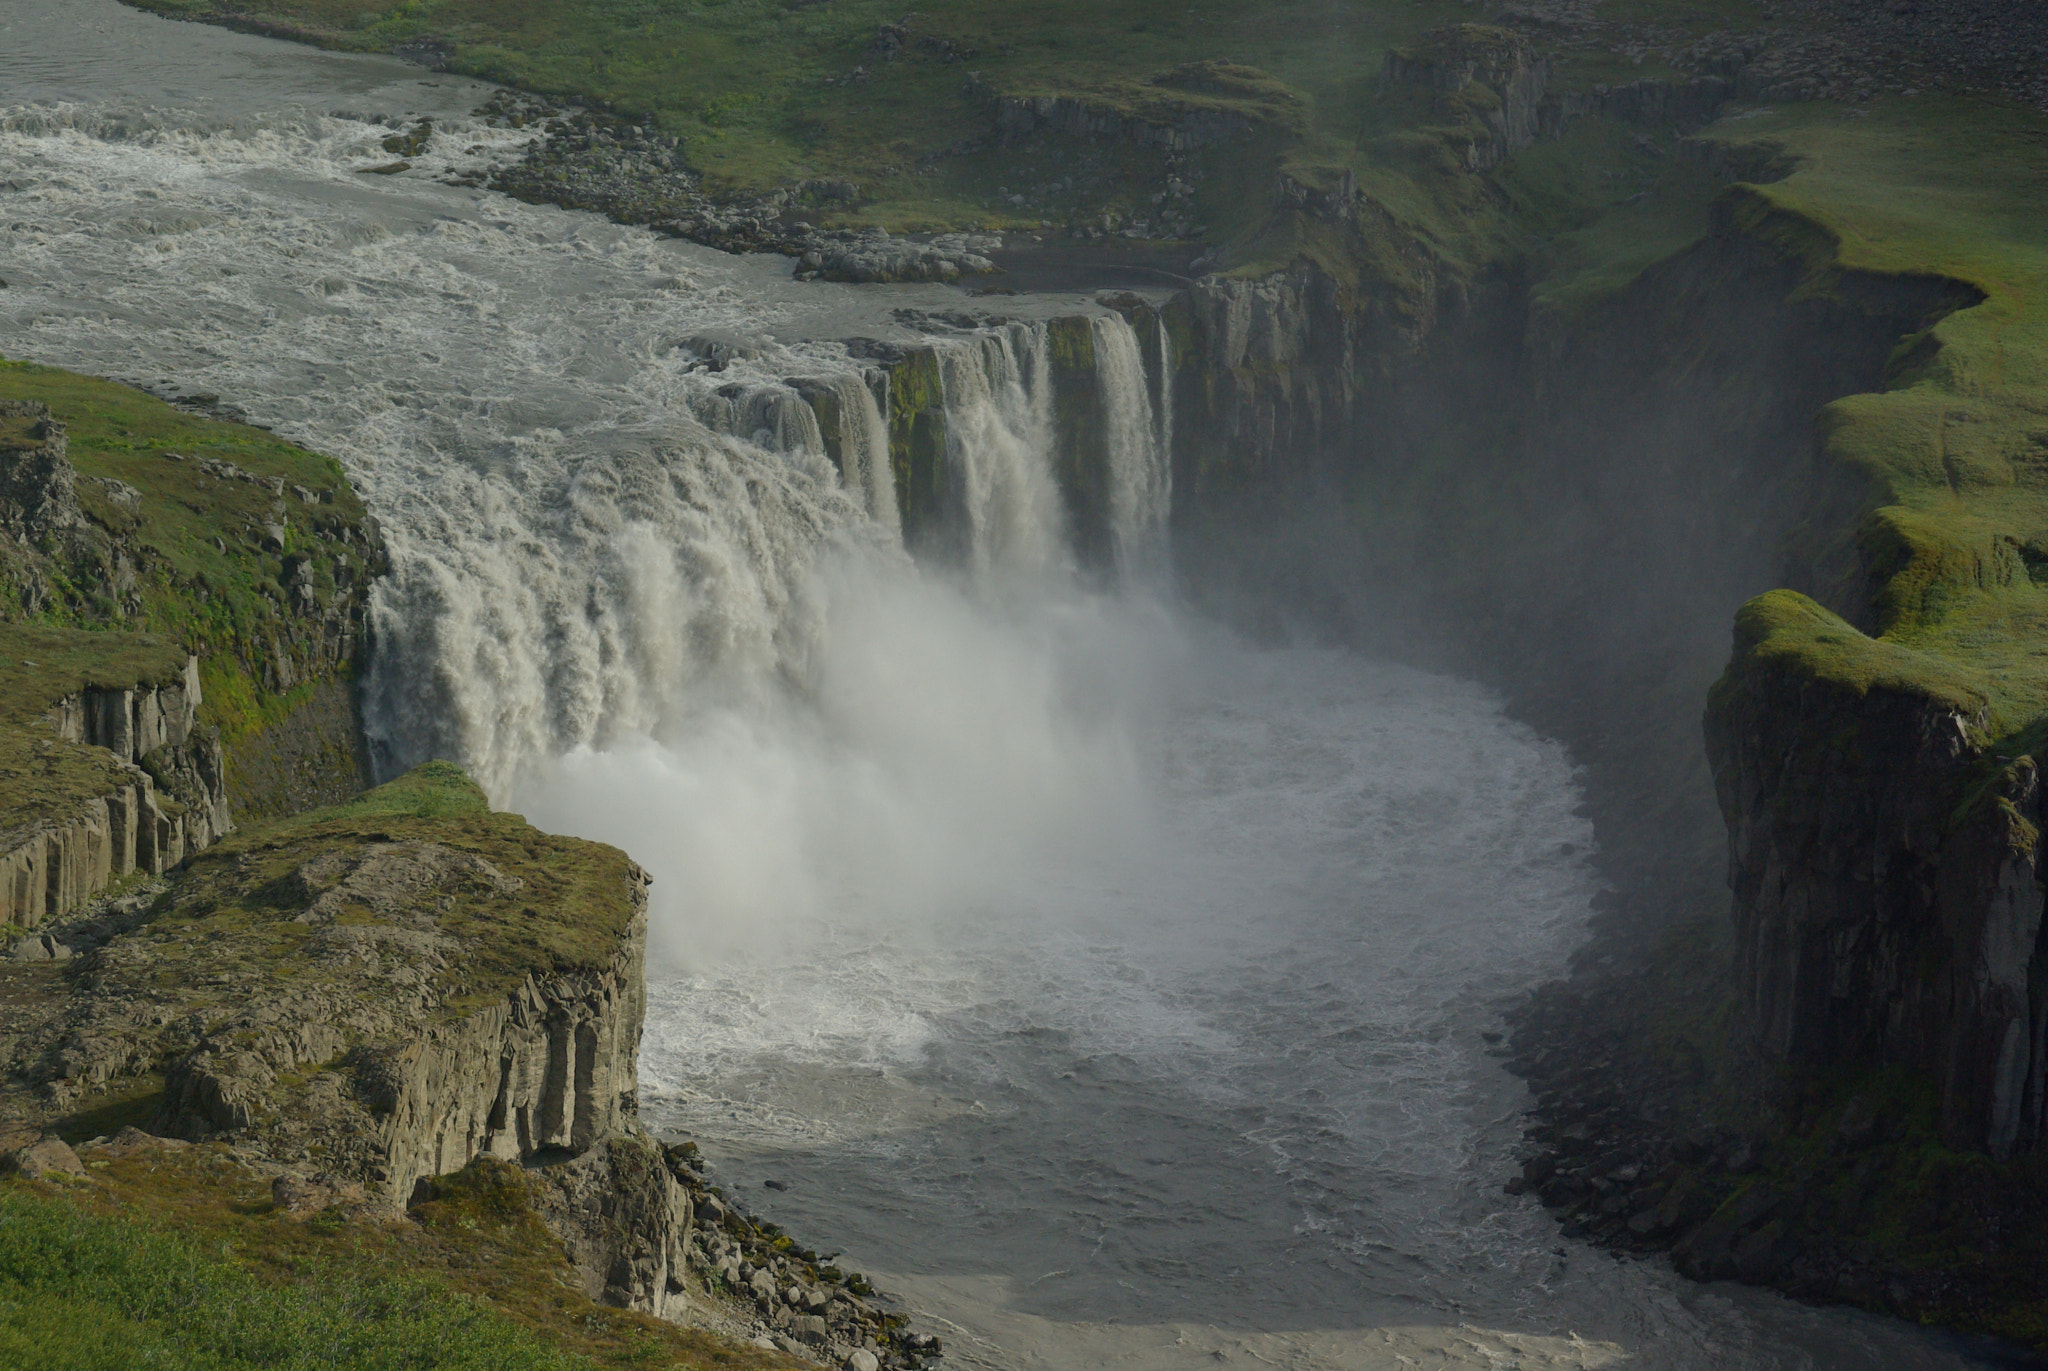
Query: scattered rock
6 1134 85 1179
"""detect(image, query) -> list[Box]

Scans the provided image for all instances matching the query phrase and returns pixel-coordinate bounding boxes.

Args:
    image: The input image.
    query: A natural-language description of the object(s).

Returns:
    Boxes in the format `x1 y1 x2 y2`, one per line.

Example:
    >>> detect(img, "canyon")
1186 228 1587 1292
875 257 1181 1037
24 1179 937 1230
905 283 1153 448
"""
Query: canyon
2 0 2046 1366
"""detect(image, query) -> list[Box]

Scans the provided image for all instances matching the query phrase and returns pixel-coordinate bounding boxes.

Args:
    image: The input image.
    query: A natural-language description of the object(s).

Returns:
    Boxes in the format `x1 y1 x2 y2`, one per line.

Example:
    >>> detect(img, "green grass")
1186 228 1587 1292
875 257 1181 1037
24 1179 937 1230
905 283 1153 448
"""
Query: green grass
1690 99 2048 747
121 0 1795 257
153 761 639 1009
0 622 192 839
0 362 378 751
0 1188 591 1370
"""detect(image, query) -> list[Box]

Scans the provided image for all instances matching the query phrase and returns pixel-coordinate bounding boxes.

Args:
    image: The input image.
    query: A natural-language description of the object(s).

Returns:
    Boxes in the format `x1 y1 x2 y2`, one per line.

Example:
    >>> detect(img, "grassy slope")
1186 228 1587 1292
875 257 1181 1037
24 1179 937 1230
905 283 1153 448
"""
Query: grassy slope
125 0 1770 244
169 760 639 1011
0 1156 797 1370
0 766 800 1371
0 362 378 753
1690 99 2048 743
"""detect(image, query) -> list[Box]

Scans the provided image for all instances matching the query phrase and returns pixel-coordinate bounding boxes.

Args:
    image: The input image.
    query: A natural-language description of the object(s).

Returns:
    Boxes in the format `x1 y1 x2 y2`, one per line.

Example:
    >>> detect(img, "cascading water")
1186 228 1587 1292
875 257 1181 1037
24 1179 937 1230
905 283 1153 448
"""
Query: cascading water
934 323 1067 582
1091 314 1172 581
815 372 901 536
0 6 2020 1367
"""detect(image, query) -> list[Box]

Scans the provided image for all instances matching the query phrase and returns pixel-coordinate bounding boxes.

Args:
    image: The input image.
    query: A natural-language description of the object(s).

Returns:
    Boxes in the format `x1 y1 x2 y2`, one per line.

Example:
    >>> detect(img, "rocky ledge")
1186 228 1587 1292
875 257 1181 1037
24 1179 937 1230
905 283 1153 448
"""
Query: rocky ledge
0 761 942 1369
455 90 998 285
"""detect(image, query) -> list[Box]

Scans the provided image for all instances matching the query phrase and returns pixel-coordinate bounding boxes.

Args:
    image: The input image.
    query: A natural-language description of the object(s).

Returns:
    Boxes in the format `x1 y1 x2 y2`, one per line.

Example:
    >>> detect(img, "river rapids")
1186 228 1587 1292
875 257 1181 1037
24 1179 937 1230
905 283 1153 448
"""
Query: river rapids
0 4 2029 1367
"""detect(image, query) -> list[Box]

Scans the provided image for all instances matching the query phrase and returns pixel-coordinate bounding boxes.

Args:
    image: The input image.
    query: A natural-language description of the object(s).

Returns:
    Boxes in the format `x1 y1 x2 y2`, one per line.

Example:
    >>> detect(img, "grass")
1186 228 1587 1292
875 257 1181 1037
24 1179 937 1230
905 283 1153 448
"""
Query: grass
0 362 380 764
1688 98 2048 752
0 1187 589 1370
144 760 639 1012
121 0 1799 259
0 622 192 839
0 1152 799 1370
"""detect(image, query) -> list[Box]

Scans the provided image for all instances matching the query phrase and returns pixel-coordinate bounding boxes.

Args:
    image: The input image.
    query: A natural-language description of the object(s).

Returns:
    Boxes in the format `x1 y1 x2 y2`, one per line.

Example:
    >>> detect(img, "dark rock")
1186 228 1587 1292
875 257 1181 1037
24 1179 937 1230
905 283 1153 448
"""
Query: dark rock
1836 1095 1882 1148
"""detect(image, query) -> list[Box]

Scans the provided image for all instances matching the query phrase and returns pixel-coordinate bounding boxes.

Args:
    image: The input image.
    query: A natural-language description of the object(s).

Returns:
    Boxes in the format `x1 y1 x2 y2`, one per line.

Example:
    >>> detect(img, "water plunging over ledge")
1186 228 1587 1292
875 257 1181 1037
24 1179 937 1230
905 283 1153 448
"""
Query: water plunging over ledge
0 3 2030 1366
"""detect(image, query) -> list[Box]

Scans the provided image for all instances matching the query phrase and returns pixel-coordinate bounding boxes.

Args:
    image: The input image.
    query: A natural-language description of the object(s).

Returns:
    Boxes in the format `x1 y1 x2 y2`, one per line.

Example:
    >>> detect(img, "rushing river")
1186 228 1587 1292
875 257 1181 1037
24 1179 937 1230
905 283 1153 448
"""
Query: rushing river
0 5 2033 1367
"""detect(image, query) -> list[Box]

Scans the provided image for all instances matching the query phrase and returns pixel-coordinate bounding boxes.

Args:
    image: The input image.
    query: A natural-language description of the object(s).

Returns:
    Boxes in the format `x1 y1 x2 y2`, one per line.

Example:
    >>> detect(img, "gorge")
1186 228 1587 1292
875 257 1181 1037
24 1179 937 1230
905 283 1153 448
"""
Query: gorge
2 0 2047 1367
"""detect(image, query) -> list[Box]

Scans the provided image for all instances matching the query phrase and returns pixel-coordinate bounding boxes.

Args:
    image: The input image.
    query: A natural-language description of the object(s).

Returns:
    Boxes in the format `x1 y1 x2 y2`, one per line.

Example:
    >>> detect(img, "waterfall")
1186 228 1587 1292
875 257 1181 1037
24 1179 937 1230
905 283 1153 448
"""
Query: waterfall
1090 314 1171 581
936 323 1067 583
1155 314 1174 512
839 373 901 537
361 404 879 797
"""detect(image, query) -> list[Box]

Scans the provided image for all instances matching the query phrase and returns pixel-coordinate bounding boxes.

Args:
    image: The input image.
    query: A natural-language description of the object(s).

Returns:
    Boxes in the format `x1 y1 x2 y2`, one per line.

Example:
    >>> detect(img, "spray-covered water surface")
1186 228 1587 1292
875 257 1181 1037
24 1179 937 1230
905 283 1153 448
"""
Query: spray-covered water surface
0 4 2031 1367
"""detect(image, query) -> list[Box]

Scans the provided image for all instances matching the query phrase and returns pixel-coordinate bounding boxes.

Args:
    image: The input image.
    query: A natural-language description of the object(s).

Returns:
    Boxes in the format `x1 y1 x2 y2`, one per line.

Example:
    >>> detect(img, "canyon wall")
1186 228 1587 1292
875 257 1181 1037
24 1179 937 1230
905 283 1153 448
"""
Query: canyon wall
1158 140 2013 1167
1 656 229 935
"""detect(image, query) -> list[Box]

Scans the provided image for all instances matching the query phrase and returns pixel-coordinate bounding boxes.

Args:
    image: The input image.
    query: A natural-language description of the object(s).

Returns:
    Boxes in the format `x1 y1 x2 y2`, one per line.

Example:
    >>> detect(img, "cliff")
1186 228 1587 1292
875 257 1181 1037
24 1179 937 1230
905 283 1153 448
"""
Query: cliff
1 759 930 1365
1 636 227 936
1147 43 2048 1339
0 366 385 832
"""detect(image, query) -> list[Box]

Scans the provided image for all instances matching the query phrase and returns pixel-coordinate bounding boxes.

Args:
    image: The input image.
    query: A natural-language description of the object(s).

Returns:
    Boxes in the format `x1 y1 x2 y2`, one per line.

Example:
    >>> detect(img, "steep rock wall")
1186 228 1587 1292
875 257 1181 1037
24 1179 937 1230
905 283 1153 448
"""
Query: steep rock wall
1 655 229 933
1168 166 1998 1160
1704 593 2042 1155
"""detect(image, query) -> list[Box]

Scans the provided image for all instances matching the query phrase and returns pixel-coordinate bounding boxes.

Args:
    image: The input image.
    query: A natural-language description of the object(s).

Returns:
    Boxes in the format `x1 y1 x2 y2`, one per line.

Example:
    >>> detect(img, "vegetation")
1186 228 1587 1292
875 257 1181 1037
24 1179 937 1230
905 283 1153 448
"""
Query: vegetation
0 1186 590 1370
0 623 191 837
0 362 380 766
0 1152 795 1370
121 0 1782 252
1691 98 2048 751
77 761 642 1057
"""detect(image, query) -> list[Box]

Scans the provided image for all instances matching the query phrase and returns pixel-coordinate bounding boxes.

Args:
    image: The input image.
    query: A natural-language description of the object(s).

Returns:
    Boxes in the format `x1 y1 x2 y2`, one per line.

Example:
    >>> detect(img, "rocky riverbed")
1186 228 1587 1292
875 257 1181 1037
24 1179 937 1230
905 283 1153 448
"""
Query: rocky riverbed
455 89 1002 285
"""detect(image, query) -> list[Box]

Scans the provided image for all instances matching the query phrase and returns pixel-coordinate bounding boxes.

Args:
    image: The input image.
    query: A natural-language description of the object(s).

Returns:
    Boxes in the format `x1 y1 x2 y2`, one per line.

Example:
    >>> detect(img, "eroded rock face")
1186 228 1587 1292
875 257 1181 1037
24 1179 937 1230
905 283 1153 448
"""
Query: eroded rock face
7 771 652 1213
0 400 82 544
1707 621 2048 1159
523 1133 695 1319
1 655 230 934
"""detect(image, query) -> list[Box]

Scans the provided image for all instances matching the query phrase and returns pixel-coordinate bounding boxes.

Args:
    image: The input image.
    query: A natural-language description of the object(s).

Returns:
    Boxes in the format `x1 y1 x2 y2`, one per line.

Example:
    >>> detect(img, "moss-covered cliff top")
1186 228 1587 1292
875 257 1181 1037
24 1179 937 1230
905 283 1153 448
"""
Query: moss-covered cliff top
0 624 190 841
0 361 381 750
1676 98 2048 745
181 760 644 1002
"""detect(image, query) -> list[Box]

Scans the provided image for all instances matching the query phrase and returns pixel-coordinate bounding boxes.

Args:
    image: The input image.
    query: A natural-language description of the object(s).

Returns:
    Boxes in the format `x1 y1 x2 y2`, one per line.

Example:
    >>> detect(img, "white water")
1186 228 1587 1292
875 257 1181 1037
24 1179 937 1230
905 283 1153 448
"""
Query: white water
0 5 2027 1367
1092 314 1171 581
937 324 1066 584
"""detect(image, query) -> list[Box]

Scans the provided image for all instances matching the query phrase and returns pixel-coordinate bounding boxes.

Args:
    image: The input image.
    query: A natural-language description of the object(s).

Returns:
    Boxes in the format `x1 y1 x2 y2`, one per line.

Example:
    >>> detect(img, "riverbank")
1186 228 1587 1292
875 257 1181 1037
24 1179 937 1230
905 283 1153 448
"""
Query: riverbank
15 0 2048 1356
0 363 947 1370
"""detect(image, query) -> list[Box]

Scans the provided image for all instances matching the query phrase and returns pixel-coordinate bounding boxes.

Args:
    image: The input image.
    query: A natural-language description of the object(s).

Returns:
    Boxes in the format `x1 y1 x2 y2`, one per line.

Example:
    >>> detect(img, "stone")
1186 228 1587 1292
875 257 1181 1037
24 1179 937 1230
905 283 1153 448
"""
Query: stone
846 1352 881 1371
1837 1096 1882 1147
7 1135 85 1179
789 1313 831 1346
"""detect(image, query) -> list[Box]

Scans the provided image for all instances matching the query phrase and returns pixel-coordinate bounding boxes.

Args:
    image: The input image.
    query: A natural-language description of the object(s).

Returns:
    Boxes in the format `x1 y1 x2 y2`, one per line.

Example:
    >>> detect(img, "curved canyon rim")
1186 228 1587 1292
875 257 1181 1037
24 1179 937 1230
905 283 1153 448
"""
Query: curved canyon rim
0 1 2038 1366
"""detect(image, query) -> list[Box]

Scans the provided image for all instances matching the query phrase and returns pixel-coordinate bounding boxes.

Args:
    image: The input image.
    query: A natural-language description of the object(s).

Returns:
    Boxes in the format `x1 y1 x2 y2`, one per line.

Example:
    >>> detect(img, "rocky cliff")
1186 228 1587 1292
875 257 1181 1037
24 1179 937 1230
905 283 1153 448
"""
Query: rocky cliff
0 367 385 833
1 648 229 937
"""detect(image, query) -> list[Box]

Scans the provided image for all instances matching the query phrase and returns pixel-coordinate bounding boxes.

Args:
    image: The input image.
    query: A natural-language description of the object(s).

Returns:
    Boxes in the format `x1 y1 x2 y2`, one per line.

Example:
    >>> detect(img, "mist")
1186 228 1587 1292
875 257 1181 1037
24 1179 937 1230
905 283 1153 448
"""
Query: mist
511 550 1188 971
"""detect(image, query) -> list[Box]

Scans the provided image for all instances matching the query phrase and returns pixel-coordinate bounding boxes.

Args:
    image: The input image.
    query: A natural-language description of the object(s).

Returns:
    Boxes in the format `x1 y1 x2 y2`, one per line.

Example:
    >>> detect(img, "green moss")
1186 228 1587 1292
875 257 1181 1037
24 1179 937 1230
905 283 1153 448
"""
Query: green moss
1704 99 2048 744
885 350 949 542
0 363 381 810
162 762 635 1007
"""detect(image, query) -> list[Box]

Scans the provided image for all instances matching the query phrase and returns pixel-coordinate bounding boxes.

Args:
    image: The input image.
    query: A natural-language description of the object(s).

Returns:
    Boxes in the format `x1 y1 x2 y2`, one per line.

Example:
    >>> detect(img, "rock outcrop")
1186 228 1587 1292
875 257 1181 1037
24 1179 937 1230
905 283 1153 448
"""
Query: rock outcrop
4 768 643 1199
1 653 229 934
1707 593 2048 1159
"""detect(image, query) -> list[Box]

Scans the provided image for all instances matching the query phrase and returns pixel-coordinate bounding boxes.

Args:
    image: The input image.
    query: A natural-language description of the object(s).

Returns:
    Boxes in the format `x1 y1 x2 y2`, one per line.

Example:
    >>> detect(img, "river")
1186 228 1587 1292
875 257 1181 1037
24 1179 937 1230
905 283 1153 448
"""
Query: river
0 4 2030 1367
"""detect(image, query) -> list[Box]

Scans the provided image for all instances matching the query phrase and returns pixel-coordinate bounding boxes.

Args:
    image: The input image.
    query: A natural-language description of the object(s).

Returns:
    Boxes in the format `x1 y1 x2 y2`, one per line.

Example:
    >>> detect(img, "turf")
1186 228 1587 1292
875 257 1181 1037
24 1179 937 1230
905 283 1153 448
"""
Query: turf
0 1157 800 1371
0 362 378 751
